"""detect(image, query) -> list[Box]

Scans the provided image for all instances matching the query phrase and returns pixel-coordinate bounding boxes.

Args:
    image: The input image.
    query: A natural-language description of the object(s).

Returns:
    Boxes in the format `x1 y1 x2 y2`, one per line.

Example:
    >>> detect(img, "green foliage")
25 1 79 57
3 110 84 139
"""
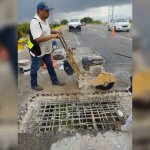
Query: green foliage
81 17 102 24
61 19 68 25
49 23 60 29
92 20 102 24
18 23 30 39
81 17 93 24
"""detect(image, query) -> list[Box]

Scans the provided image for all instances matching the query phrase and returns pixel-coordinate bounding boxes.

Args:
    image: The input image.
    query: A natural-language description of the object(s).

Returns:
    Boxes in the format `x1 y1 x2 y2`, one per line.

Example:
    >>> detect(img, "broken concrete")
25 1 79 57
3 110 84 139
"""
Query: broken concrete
50 132 132 150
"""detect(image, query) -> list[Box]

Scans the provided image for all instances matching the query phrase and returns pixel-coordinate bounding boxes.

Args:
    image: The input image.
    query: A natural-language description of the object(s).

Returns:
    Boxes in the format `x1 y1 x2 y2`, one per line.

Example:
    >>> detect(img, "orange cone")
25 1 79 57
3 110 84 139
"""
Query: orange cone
112 26 116 37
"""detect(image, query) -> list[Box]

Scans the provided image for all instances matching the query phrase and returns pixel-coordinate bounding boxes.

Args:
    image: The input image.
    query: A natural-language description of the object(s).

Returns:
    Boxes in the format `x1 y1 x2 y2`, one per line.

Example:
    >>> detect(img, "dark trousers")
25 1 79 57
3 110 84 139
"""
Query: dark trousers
30 54 58 88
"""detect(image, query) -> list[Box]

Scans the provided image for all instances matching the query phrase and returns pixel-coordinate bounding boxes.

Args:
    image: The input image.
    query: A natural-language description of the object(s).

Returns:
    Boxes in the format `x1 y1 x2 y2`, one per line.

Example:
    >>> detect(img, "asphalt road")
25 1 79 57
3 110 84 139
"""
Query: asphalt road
62 24 132 88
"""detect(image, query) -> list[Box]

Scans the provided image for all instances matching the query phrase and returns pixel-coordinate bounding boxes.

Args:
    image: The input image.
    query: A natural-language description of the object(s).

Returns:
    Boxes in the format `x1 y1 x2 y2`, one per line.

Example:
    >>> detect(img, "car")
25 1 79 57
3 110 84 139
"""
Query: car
108 19 131 32
68 19 82 32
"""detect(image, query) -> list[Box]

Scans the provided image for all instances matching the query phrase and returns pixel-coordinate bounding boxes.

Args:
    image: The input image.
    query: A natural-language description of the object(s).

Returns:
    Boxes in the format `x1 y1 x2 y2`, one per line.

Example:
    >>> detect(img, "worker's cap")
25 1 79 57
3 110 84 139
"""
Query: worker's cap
37 1 54 11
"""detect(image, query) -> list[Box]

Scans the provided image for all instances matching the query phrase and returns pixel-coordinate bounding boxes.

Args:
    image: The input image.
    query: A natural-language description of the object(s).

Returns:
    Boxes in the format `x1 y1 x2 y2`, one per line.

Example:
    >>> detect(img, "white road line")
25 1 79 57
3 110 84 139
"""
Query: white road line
73 34 80 45
116 35 132 41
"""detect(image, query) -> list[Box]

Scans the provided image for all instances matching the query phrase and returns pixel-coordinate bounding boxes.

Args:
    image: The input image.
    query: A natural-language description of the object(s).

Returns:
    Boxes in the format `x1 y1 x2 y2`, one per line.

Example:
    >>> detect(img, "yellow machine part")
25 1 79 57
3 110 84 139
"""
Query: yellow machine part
133 70 150 98
59 36 116 90
18 43 24 51
18 38 29 51
93 72 116 87
66 48 83 78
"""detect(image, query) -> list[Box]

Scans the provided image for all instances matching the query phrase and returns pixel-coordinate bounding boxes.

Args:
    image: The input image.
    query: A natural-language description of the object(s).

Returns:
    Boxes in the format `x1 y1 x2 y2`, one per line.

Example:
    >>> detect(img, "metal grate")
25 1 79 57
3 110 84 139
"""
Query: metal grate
20 91 131 133
34 100 122 133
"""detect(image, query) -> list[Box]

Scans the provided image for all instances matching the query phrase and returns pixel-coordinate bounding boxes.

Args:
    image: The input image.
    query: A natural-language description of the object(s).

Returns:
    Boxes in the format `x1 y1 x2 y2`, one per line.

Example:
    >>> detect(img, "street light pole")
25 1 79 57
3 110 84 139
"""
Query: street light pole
108 0 114 22
111 0 114 20
108 0 111 22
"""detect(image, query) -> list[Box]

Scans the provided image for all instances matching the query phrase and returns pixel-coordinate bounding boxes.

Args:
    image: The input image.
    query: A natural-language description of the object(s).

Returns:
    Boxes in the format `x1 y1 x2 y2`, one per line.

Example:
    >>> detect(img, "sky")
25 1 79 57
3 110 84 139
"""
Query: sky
18 0 132 23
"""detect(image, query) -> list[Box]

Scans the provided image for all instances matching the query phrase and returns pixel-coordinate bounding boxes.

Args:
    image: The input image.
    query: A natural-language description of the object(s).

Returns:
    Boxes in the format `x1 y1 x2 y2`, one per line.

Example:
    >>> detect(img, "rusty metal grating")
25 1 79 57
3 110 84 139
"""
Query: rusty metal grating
34 100 122 133
19 91 131 133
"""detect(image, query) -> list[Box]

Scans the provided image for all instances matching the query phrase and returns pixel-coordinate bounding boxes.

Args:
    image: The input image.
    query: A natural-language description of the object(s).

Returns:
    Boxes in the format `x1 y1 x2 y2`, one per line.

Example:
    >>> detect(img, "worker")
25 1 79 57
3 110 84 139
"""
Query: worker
29 1 64 91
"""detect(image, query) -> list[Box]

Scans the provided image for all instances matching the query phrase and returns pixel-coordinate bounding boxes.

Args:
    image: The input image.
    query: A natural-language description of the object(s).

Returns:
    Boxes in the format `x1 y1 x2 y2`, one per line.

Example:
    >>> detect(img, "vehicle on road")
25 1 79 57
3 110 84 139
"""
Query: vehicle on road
108 19 131 32
68 19 82 32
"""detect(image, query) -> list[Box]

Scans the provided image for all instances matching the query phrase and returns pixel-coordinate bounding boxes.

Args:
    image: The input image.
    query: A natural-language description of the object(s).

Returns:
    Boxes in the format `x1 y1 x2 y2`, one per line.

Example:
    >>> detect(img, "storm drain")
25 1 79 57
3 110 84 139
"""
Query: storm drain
38 101 121 132
19 91 131 133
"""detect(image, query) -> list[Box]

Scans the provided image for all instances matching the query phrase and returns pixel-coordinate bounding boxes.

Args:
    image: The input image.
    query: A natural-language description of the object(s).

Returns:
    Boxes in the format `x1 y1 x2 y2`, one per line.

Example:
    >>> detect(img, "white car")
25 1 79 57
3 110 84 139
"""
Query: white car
108 19 131 32
68 19 82 32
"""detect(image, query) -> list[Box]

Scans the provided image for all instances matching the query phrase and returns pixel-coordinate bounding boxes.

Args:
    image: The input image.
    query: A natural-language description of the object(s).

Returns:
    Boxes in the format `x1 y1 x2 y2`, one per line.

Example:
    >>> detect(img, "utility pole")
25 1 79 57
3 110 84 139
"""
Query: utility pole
108 0 111 22
111 0 114 20
108 0 114 22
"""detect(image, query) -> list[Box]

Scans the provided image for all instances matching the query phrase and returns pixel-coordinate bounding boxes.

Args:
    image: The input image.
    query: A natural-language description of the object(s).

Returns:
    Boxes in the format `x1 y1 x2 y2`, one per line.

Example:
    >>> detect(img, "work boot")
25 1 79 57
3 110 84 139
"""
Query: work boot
52 81 65 86
31 85 43 91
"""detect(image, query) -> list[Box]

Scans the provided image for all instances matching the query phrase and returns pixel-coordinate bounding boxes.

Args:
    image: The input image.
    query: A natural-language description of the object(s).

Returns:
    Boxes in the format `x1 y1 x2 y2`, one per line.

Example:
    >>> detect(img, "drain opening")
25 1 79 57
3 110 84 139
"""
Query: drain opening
32 100 123 133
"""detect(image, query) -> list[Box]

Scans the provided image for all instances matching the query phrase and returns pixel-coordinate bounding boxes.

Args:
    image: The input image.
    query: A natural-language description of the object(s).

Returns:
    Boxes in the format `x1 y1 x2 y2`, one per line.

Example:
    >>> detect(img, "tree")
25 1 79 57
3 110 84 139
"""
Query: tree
61 19 68 25
18 23 30 39
81 17 93 24
49 23 60 28
92 20 102 24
